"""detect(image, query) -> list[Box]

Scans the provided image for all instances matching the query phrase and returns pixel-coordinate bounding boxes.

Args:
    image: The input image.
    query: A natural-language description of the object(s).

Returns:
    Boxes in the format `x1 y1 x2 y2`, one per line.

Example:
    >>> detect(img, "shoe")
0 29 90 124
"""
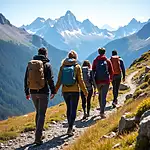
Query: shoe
34 140 43 146
87 113 90 117
82 113 87 120
67 127 74 136
100 113 106 119
112 102 117 108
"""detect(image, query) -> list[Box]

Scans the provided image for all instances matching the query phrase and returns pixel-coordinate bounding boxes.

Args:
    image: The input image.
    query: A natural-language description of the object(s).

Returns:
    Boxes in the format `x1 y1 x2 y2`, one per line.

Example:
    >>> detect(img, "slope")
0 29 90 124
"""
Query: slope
0 13 67 120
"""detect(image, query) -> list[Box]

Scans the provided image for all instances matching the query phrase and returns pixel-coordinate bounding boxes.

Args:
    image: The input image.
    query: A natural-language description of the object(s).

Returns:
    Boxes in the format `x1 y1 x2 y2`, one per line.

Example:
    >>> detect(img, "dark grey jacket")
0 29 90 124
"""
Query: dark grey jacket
24 55 56 95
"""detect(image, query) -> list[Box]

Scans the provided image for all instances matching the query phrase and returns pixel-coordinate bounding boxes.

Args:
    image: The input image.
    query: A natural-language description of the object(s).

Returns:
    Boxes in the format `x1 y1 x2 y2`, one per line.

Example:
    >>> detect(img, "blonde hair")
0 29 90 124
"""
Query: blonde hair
68 50 78 60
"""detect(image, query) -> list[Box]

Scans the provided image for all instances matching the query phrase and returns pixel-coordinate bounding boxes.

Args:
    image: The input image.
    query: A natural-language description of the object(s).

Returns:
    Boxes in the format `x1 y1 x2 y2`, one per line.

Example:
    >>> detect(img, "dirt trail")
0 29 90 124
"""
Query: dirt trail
1 71 138 150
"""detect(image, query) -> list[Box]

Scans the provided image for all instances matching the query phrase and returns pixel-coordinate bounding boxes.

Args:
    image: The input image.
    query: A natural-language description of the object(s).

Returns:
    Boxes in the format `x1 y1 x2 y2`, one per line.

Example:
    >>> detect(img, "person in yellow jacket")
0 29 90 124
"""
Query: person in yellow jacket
55 50 88 136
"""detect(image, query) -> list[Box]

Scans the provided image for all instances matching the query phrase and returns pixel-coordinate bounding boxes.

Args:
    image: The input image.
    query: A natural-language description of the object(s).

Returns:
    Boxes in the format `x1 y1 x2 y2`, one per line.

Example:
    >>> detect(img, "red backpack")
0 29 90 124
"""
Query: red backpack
110 56 121 75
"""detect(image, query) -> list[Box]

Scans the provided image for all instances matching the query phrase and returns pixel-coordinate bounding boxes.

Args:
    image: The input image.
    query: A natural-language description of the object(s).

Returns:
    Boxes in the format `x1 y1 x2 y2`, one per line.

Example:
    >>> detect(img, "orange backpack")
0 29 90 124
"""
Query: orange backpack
110 56 121 75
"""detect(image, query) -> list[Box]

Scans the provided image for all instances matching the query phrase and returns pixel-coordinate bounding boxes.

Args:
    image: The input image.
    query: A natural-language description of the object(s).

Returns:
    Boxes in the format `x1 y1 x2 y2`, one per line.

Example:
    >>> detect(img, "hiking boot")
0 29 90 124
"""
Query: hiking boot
34 140 43 146
87 113 90 118
67 127 74 136
82 113 87 120
100 113 106 119
112 102 117 108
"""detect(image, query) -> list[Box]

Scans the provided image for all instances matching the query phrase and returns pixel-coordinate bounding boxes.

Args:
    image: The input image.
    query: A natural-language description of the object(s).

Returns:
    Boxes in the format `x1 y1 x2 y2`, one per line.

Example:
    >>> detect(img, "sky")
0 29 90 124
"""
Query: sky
0 0 150 29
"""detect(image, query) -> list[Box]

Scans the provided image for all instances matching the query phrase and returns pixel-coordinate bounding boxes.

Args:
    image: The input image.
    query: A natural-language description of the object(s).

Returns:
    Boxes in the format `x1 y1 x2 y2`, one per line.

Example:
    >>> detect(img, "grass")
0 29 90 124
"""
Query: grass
65 97 145 150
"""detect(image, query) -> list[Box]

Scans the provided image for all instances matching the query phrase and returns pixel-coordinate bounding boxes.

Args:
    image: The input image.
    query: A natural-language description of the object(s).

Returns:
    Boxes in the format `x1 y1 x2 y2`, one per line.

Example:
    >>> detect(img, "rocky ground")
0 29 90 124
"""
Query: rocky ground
0 71 138 150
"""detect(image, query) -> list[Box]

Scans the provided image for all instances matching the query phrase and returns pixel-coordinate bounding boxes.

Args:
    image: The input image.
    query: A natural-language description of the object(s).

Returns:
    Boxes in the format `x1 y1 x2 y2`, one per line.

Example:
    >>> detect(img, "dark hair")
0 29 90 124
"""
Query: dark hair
98 47 106 55
112 50 118 56
82 60 91 68
38 47 48 56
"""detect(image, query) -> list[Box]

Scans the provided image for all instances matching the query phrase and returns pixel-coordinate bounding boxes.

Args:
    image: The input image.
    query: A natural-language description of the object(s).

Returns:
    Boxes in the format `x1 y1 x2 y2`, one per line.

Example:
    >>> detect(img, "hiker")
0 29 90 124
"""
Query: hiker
110 50 125 108
55 50 88 136
81 60 96 119
24 47 56 145
92 48 114 118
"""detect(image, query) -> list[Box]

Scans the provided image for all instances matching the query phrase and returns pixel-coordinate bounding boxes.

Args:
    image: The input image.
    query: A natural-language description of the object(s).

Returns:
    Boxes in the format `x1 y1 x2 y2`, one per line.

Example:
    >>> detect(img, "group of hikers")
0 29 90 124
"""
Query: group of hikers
24 47 125 145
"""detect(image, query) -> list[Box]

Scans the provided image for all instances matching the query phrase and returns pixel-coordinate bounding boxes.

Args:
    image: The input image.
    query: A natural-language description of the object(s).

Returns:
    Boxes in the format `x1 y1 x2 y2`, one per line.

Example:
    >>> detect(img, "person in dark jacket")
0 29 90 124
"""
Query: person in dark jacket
110 50 125 108
24 47 56 145
81 60 96 119
92 48 114 118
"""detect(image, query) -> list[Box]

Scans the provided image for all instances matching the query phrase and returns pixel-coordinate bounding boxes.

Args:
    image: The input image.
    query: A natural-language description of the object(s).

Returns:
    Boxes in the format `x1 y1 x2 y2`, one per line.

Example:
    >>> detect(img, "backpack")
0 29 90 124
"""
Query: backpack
61 65 76 86
110 56 121 75
95 60 109 81
82 67 91 88
27 60 45 90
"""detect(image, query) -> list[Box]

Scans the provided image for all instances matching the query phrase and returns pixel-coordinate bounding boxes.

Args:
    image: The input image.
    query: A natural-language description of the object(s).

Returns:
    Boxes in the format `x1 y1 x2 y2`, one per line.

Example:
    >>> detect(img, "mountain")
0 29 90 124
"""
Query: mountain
22 11 149 61
0 14 67 120
101 24 115 31
87 22 150 67
113 18 148 38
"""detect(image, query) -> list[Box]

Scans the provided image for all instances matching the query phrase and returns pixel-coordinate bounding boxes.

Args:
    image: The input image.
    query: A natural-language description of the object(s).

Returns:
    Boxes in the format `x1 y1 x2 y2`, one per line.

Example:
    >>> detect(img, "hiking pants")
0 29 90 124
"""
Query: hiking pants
31 94 49 141
81 89 93 115
112 74 121 103
63 92 79 128
97 84 109 114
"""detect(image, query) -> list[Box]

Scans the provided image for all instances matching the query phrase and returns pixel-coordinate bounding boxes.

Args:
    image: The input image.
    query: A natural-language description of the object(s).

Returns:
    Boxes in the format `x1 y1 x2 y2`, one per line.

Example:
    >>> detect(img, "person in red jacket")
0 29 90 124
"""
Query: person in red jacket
92 48 114 118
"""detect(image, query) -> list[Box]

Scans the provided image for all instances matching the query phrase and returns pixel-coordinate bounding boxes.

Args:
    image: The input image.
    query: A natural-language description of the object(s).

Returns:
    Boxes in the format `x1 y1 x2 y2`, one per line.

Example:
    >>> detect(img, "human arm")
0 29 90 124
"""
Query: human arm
76 65 88 97
55 66 62 94
46 63 56 98
107 60 114 82
24 67 30 99
120 58 125 81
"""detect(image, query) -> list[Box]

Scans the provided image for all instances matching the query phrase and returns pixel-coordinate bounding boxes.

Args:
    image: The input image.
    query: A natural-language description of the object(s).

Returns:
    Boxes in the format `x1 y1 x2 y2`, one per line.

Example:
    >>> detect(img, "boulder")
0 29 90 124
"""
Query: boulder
119 115 136 133
140 110 150 121
145 66 150 73
119 84 130 90
136 115 150 150
125 94 133 100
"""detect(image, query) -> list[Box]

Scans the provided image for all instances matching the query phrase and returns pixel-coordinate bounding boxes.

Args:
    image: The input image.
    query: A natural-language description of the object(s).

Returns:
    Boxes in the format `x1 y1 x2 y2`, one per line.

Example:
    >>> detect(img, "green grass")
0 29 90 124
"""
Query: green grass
66 98 145 150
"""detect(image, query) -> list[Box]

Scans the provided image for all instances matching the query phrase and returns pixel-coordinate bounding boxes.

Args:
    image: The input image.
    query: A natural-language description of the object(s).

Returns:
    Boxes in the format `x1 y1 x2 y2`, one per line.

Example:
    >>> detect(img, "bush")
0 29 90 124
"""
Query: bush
135 98 150 118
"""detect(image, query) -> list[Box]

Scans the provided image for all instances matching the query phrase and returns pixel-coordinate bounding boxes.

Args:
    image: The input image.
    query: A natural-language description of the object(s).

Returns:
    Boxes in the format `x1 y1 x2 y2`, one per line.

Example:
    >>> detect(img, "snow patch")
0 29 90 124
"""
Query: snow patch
146 37 150 41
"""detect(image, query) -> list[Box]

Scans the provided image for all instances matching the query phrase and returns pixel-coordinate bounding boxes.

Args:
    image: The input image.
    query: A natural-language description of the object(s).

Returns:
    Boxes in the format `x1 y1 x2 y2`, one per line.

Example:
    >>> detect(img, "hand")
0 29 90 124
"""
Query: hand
50 94 55 99
26 95 30 100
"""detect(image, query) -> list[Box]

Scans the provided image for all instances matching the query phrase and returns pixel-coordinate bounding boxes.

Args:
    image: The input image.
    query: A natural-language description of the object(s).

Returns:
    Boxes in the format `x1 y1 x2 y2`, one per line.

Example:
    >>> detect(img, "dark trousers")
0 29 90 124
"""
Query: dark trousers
112 74 121 103
63 92 79 128
97 84 109 114
81 89 93 115
31 94 49 141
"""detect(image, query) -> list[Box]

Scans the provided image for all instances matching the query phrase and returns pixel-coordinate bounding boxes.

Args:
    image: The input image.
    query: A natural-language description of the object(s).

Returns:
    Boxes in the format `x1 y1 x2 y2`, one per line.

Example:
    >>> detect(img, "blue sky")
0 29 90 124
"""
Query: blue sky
0 0 150 28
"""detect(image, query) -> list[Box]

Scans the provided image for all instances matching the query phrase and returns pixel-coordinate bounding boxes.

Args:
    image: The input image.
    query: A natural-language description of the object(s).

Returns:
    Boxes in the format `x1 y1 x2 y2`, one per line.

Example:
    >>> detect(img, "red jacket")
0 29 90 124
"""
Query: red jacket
92 54 114 84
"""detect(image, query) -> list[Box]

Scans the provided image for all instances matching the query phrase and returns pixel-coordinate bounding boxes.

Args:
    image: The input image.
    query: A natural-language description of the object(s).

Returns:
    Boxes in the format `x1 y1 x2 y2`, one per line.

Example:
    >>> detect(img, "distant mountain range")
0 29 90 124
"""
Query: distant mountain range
22 10 150 60
0 13 67 120
87 21 150 67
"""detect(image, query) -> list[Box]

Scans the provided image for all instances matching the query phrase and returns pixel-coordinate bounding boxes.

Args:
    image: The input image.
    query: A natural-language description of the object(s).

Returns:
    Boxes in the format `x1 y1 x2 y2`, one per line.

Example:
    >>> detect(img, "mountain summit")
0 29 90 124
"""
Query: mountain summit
0 13 11 25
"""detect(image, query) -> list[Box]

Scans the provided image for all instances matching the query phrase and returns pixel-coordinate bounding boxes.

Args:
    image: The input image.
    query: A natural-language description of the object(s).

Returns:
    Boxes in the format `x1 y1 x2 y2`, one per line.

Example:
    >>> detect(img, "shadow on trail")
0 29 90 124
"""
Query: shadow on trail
15 134 70 150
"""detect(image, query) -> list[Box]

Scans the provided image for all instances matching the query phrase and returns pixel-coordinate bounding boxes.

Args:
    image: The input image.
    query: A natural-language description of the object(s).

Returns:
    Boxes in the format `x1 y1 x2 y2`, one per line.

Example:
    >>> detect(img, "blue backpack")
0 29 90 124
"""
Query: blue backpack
95 60 109 81
61 65 76 86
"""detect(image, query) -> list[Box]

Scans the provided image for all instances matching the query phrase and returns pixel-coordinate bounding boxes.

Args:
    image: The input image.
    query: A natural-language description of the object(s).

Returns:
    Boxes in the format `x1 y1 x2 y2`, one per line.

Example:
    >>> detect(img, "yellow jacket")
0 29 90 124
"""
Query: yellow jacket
55 58 88 96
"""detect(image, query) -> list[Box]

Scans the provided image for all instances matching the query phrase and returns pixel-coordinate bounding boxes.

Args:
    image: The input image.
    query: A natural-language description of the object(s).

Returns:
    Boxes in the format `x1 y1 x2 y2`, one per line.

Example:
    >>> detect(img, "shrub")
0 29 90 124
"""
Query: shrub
135 98 150 118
